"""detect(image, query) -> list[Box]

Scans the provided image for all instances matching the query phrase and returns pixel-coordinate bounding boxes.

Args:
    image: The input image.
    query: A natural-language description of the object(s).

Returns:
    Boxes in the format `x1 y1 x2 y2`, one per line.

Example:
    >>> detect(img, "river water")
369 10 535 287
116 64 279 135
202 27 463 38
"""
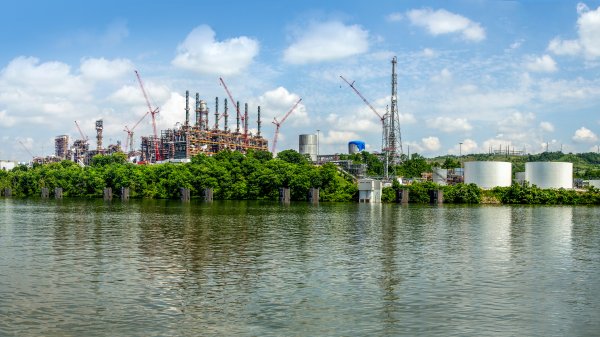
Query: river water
0 199 598 336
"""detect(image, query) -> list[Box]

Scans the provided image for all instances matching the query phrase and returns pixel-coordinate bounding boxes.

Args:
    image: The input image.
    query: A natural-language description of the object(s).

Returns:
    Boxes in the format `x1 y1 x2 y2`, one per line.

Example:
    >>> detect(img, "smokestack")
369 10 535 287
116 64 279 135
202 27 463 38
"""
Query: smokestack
185 90 190 127
236 101 240 133
224 98 229 132
214 97 219 130
244 103 249 136
257 106 261 137
195 93 200 126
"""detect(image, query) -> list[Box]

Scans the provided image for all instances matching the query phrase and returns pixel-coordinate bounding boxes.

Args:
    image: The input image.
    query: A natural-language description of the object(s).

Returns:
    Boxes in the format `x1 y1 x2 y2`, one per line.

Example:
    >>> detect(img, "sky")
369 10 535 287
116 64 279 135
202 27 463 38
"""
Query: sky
1 0 600 162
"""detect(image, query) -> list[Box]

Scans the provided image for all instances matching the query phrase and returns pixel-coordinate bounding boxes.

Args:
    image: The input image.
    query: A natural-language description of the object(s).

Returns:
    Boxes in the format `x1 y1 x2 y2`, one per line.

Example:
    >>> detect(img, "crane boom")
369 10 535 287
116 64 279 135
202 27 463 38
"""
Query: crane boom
134 70 161 161
18 140 35 158
74 120 88 142
123 110 151 152
271 98 302 153
340 75 384 122
219 77 244 129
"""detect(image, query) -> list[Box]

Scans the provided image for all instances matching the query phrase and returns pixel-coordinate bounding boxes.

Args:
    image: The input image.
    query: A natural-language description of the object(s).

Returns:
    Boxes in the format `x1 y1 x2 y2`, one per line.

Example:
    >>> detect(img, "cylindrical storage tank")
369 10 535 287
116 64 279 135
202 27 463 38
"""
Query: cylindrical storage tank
348 140 366 154
525 162 573 189
298 134 317 162
432 168 448 185
464 161 512 189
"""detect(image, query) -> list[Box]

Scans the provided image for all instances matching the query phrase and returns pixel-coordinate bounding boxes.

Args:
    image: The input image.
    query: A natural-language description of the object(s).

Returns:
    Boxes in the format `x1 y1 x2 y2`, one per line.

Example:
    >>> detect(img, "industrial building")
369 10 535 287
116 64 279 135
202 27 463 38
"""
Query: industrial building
140 92 268 162
51 119 121 166
464 161 512 189
525 162 573 189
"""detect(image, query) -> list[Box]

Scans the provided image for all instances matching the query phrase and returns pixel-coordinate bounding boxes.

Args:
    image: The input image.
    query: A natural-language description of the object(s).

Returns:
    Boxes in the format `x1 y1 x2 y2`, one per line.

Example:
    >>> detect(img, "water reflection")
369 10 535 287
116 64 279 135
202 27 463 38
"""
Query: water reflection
0 200 599 336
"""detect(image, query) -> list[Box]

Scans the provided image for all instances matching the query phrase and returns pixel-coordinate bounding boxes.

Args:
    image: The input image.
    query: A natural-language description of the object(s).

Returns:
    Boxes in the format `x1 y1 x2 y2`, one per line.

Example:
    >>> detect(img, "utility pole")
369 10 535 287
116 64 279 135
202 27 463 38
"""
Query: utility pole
316 129 320 164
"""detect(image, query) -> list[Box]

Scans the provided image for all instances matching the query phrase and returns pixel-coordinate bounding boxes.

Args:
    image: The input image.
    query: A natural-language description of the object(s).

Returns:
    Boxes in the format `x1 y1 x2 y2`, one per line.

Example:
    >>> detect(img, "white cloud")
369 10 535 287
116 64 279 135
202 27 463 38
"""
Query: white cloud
572 126 598 142
387 13 403 22
498 112 535 133
321 130 361 145
253 87 307 126
0 110 16 127
0 56 90 97
172 25 259 75
406 8 485 42
431 68 452 82
548 4 600 59
525 54 557 73
422 136 441 151
283 21 369 64
428 116 472 133
451 139 478 155
80 58 134 81
548 38 582 56
540 121 555 132
422 48 436 57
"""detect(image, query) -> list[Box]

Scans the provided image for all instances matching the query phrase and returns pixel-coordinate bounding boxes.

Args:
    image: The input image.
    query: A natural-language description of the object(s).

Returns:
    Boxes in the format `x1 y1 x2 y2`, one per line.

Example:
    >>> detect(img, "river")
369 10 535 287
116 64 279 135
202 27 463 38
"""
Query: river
0 199 599 336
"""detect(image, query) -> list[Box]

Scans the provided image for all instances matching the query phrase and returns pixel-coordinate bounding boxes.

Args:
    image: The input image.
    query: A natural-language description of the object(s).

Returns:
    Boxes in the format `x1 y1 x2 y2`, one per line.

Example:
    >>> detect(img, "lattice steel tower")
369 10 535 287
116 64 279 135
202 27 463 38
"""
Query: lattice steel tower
389 56 403 164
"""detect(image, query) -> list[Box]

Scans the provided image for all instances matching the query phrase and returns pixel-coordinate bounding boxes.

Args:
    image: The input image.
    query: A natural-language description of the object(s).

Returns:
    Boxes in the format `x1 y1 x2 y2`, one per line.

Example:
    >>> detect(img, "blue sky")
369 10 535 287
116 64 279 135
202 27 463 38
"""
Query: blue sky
1 0 600 161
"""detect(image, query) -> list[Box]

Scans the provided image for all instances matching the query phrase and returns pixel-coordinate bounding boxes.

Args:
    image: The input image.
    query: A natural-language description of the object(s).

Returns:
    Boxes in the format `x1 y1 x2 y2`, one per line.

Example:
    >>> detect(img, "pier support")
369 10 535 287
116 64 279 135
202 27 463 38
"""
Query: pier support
279 187 290 204
180 188 190 202
430 189 443 205
54 188 63 199
120 187 130 201
308 188 319 204
203 188 213 202
41 188 49 198
397 189 409 204
103 188 112 201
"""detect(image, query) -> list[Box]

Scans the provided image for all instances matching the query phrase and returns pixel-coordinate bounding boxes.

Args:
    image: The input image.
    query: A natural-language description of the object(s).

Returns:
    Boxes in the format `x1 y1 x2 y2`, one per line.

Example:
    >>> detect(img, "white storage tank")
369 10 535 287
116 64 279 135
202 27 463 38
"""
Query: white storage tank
525 162 573 189
464 161 512 189
432 168 448 185
298 134 317 162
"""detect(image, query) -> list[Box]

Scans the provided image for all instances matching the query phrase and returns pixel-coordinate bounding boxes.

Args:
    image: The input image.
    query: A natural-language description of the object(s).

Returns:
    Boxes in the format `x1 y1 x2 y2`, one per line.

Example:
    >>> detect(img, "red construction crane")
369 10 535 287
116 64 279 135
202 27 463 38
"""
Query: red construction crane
219 77 243 133
74 120 89 143
134 70 161 161
271 98 302 153
123 110 151 153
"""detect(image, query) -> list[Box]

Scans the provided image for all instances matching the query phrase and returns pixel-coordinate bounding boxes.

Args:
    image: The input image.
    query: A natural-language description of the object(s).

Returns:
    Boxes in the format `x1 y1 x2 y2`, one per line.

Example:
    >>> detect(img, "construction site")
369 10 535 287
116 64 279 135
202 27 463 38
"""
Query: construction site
42 57 400 169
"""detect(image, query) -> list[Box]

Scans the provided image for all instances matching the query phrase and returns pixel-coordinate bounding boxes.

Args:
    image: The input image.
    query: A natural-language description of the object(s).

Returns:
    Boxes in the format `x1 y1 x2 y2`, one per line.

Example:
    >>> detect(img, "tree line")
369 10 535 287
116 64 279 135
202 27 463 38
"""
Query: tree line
0 150 357 201
1 149 599 204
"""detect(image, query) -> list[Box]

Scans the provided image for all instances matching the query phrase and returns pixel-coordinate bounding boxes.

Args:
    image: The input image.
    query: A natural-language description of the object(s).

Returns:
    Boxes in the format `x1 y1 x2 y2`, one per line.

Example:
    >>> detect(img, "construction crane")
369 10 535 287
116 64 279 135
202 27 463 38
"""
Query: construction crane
74 120 89 143
134 70 161 162
123 110 151 153
271 98 302 153
340 75 391 179
18 140 36 161
219 77 243 135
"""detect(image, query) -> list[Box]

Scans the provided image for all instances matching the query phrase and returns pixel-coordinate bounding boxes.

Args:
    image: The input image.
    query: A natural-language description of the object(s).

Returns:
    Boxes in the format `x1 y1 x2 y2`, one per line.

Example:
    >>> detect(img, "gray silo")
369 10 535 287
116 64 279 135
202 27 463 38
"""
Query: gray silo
299 134 317 162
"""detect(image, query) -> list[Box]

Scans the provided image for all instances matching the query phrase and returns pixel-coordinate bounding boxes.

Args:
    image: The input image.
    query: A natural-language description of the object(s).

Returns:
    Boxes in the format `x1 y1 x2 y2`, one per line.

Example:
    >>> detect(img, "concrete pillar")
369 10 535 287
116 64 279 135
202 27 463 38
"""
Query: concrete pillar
279 187 290 204
308 188 319 204
203 188 213 202
120 187 130 201
41 188 49 198
430 189 443 204
180 188 190 202
397 189 409 204
104 187 112 201
54 187 63 199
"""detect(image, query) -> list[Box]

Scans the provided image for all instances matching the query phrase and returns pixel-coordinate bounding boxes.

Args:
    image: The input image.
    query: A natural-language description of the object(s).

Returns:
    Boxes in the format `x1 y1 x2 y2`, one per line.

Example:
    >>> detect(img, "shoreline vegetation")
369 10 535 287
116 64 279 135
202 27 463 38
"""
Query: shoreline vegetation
1 150 599 205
